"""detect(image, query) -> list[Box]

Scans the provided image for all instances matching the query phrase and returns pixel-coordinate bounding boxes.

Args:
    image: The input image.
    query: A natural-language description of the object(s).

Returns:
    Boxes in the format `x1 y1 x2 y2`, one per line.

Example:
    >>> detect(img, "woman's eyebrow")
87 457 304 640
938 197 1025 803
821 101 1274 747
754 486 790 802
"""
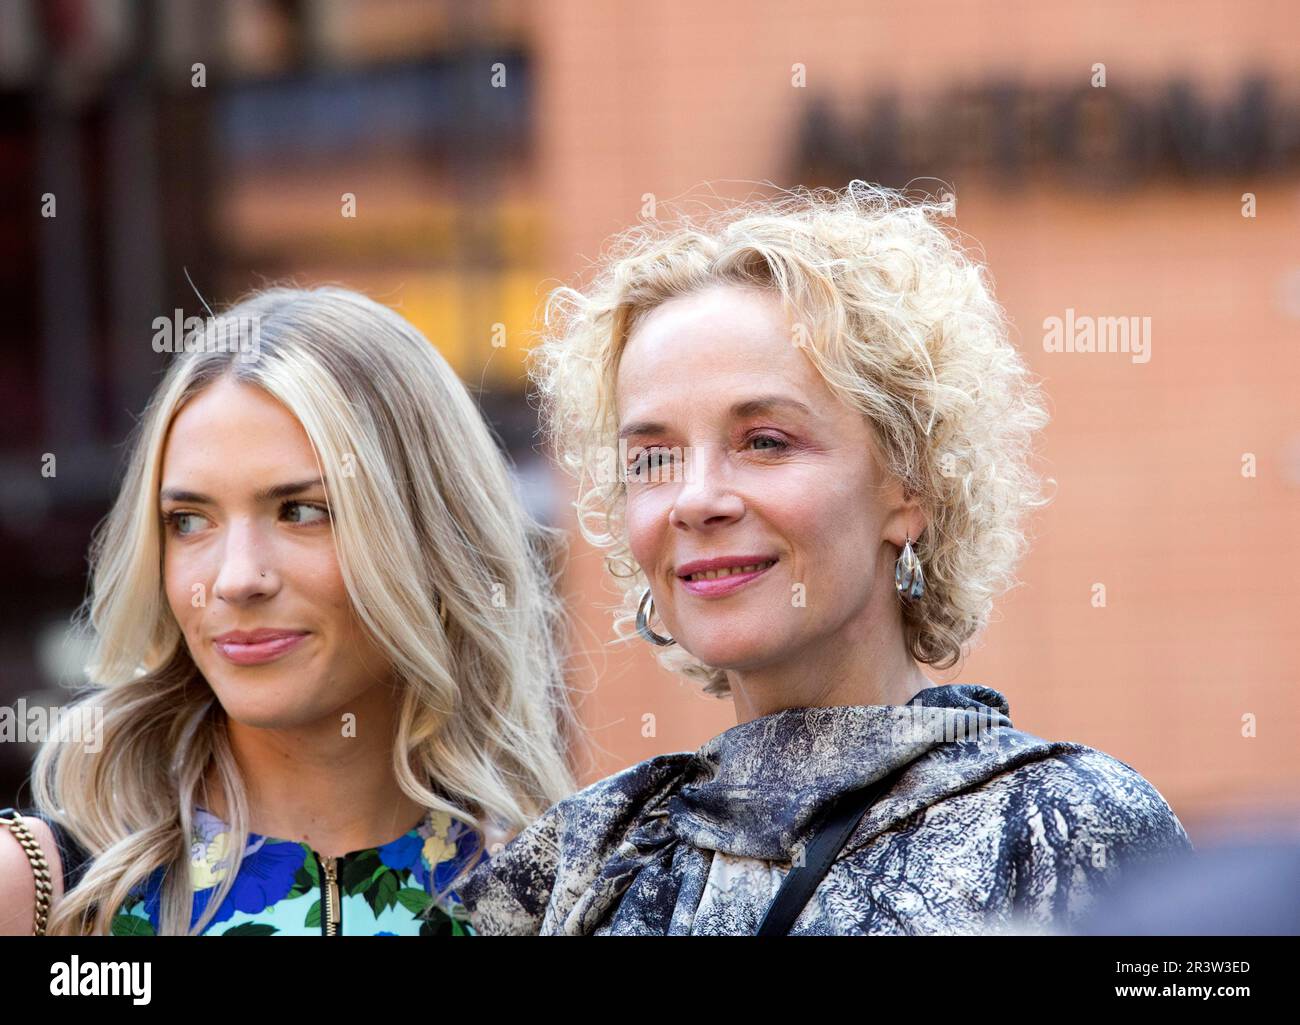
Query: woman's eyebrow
618 395 814 439
728 395 814 419
159 478 325 505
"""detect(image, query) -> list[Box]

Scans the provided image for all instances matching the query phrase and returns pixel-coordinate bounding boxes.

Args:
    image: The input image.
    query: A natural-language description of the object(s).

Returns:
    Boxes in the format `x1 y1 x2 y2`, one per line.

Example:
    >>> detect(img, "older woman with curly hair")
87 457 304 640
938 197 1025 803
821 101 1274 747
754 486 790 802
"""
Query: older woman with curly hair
460 181 1192 935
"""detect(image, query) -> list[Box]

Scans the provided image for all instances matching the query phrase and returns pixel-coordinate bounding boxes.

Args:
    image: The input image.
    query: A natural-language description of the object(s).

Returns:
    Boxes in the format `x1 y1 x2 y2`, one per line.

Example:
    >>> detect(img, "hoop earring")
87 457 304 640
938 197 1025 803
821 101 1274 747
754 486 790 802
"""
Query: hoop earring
895 534 925 603
636 587 675 646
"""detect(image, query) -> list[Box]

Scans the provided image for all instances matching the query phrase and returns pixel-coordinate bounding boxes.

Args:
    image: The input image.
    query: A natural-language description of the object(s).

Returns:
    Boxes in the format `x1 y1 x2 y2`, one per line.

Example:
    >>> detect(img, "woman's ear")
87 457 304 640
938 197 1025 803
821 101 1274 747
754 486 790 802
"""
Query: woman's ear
905 496 929 543
884 480 928 547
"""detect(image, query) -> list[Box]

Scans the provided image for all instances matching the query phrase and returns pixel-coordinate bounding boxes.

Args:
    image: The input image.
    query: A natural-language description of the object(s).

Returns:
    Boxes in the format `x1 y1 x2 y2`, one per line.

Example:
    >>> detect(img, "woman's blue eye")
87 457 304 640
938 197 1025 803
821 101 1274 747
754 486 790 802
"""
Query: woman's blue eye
749 435 786 451
168 512 206 535
284 501 330 524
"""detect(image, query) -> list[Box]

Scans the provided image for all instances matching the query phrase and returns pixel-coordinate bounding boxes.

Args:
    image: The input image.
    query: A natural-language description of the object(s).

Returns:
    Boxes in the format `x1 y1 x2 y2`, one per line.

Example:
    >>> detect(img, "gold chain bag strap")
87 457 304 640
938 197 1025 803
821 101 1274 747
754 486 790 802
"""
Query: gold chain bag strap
0 810 55 935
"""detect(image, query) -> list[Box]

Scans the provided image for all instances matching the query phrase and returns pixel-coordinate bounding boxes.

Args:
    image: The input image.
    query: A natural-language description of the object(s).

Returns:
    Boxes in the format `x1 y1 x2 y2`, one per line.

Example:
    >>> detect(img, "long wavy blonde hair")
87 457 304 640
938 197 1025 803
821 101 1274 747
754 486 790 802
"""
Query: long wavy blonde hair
529 180 1054 696
31 285 578 935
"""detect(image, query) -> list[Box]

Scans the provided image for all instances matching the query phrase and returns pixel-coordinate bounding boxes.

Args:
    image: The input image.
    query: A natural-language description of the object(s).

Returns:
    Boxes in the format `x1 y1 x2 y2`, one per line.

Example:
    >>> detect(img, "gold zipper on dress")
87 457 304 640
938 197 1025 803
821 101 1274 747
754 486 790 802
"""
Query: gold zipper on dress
320 854 341 936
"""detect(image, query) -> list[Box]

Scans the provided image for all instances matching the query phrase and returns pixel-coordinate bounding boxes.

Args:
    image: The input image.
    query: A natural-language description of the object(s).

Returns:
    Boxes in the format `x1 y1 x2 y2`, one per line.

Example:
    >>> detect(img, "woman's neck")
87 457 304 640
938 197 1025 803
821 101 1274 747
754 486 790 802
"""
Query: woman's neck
201 684 426 856
726 603 932 725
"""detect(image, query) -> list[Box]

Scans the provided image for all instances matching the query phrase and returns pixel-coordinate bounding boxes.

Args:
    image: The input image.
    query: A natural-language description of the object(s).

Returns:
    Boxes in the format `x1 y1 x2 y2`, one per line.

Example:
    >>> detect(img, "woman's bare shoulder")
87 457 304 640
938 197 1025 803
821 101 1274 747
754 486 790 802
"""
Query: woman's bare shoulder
0 814 65 935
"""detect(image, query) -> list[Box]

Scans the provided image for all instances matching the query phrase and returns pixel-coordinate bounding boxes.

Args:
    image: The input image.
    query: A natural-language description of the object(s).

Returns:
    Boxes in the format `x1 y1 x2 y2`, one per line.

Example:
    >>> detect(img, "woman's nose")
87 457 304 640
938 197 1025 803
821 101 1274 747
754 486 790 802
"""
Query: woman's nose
668 447 745 530
212 522 277 604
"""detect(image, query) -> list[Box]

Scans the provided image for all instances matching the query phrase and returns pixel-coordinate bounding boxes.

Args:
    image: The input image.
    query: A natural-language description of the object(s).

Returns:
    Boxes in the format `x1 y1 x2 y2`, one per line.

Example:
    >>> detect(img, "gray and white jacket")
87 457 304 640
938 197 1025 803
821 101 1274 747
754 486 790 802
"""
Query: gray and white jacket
460 684 1193 935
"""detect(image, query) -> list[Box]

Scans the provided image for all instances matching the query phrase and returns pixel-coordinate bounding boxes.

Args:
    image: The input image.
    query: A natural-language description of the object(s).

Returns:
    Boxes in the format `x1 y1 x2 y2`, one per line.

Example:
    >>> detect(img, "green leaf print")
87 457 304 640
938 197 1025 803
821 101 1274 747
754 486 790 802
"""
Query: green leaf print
362 863 389 892
395 887 433 914
301 845 319 884
305 899 321 928
367 870 400 915
342 850 381 894
418 906 458 936
223 922 279 935
111 913 156 936
288 862 316 899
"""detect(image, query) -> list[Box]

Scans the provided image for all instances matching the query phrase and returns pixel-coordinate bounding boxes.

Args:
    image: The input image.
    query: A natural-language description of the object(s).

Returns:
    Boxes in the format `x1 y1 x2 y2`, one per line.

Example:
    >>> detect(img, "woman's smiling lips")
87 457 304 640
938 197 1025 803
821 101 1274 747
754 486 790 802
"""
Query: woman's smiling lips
676 555 778 598
213 628 309 666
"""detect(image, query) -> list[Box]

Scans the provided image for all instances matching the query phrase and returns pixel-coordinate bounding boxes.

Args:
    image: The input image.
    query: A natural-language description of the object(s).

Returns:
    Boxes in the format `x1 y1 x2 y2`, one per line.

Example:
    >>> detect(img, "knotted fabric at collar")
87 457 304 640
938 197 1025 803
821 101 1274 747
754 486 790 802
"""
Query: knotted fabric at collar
664 684 1014 859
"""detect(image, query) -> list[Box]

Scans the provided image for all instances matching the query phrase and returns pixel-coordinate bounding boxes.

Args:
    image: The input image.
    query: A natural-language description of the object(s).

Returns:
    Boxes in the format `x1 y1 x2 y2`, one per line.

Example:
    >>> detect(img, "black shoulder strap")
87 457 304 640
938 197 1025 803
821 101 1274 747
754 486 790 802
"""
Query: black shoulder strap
756 766 904 936
4 807 94 893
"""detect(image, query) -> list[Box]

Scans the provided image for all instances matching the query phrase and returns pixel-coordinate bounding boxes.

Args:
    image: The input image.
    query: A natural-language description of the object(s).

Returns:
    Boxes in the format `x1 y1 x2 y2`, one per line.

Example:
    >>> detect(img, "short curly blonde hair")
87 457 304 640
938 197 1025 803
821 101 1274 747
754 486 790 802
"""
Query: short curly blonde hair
530 181 1053 697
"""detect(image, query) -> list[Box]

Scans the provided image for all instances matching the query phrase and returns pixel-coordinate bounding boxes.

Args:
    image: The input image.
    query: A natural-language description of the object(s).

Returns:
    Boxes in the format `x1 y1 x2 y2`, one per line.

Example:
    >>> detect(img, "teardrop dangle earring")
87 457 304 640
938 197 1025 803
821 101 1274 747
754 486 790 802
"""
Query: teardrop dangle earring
894 534 925 603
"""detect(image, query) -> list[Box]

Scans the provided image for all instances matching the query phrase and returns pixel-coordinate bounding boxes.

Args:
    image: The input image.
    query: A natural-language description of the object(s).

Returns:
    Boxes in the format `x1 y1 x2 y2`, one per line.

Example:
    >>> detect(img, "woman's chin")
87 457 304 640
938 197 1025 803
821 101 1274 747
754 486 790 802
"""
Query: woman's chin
205 680 320 731
676 630 785 673
215 699 311 732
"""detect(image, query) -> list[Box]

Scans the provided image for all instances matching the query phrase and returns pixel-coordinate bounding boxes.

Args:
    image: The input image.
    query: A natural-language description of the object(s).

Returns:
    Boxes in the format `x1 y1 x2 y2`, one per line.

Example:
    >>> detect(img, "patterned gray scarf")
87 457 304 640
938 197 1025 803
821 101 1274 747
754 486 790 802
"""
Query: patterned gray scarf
462 684 1192 934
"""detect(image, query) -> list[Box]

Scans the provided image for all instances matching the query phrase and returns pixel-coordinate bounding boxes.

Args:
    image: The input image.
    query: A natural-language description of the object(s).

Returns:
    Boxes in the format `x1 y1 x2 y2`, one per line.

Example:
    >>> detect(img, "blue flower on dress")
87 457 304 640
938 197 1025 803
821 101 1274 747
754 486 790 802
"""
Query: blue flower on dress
380 829 428 886
131 810 302 932
379 811 484 897
431 816 486 898
185 808 306 930
189 838 304 929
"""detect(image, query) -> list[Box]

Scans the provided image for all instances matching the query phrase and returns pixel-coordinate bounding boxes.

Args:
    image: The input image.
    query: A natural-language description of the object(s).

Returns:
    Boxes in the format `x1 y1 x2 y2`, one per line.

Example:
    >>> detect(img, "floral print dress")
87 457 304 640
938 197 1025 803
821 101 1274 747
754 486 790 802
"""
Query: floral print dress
111 806 486 935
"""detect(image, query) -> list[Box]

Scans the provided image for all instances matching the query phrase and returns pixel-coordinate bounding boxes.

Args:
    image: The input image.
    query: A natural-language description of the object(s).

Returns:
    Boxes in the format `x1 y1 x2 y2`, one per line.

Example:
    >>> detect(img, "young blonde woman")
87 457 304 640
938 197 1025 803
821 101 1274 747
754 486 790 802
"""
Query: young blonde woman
0 286 576 936
461 182 1194 935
